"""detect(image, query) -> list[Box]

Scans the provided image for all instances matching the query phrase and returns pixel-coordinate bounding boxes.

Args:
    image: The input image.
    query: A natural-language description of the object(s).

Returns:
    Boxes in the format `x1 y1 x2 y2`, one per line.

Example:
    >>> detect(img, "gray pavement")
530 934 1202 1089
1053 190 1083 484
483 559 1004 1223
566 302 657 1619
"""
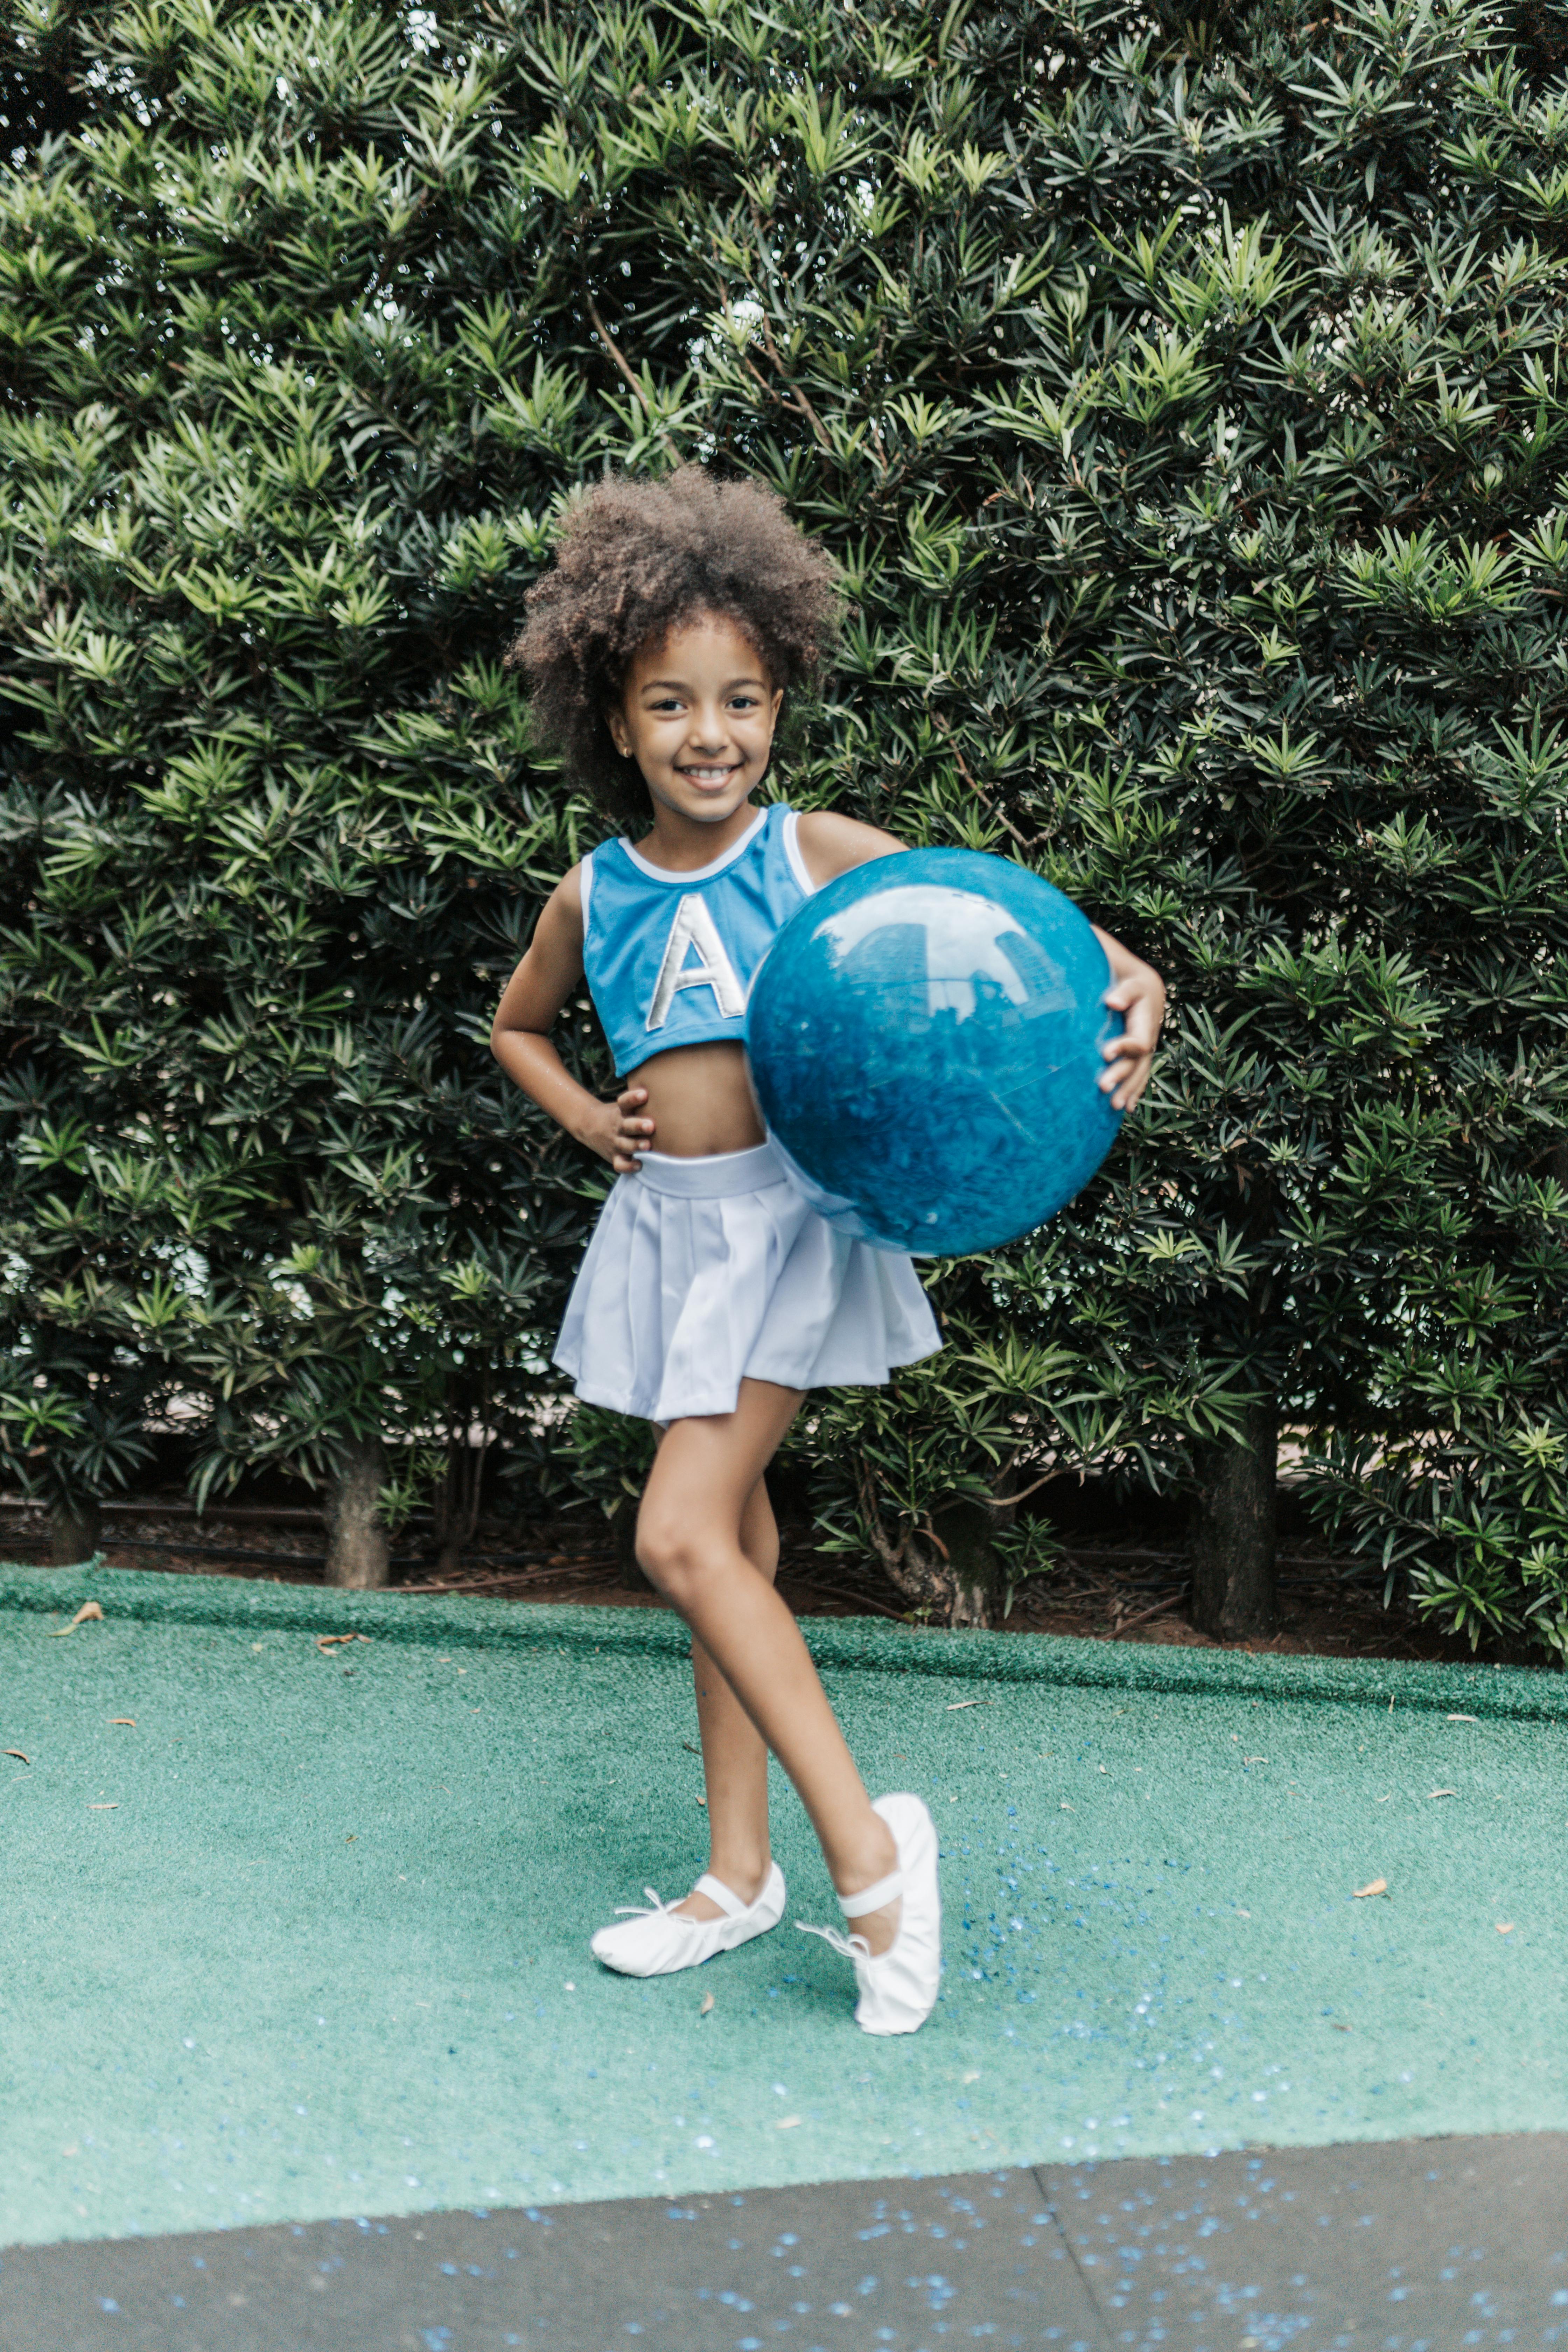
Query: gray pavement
3 2133 1566 2350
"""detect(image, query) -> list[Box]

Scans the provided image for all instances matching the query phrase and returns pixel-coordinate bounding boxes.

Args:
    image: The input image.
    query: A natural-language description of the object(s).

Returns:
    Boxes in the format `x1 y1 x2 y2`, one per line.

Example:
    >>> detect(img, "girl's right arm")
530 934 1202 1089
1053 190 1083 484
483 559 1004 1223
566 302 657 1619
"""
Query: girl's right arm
489 867 655 1175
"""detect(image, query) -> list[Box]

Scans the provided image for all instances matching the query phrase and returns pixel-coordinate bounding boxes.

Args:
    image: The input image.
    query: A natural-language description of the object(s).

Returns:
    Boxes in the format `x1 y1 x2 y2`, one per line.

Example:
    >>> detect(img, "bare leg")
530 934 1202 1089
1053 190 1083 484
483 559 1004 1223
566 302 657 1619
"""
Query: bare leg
637 1380 901 1954
674 1475 778 1923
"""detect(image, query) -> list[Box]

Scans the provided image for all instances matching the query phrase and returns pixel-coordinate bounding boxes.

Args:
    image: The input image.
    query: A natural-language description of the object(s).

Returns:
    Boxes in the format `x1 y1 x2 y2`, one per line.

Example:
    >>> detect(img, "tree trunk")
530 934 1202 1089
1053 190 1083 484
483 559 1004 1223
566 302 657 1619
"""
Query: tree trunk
325 1437 390 1589
429 1421 489 1580
853 1451 1010 1626
50 1495 101 1566
931 1497 999 1628
1191 1400 1278 1638
867 1501 998 1626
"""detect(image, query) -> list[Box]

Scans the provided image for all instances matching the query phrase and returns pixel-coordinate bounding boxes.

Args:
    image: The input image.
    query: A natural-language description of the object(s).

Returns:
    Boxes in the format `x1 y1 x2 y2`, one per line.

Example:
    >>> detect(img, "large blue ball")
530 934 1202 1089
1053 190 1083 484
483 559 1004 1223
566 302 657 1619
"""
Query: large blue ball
747 847 1122 1256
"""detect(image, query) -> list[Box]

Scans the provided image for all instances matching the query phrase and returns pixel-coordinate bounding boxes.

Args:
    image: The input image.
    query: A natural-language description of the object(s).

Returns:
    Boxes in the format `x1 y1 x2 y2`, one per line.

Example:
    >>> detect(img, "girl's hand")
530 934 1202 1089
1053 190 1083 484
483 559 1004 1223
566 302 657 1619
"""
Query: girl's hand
585 1084 655 1173
1099 955 1166 1113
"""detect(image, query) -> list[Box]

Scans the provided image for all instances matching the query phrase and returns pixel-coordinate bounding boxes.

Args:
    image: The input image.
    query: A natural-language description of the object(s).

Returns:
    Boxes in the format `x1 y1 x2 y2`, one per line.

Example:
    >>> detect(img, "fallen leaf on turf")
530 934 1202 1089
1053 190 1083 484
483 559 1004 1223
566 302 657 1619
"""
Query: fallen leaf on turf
315 1633 367 1653
4 1750 28 1765
1447 1713 1477 1722
681 1740 702 1755
88 1802 118 1810
49 1602 103 1636
1428 1789 1456 1799
776 2116 801 2129
1497 1921 1515 1934
110 1718 135 1728
1352 1878 1387 1899
1331 2023 1351 2033
700 1992 714 2015
945 1700 982 1711
1242 1756 1268 1764
695 1794 706 1806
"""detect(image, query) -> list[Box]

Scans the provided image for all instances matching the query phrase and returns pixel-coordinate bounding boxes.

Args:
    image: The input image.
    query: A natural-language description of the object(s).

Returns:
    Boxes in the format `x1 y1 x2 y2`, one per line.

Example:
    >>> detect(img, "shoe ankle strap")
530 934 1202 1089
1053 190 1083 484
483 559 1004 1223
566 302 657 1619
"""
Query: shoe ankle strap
693 1871 750 1919
838 1866 903 1920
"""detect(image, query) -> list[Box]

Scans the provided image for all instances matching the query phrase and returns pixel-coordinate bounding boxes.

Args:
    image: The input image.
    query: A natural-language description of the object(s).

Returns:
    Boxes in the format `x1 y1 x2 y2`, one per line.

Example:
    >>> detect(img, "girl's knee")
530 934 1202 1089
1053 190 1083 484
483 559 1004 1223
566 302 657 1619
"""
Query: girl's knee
635 1505 700 1596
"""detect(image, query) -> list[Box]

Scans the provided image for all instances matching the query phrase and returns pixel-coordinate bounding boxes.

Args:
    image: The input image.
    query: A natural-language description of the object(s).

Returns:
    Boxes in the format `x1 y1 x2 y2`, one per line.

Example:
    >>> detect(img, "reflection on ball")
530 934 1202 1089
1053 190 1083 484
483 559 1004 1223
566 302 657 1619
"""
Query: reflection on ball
747 847 1122 1256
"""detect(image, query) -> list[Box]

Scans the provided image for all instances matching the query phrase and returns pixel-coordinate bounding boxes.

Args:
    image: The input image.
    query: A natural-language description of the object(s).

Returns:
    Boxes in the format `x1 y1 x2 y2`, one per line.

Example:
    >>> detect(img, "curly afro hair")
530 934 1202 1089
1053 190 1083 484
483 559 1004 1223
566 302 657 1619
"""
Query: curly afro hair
511 465 841 832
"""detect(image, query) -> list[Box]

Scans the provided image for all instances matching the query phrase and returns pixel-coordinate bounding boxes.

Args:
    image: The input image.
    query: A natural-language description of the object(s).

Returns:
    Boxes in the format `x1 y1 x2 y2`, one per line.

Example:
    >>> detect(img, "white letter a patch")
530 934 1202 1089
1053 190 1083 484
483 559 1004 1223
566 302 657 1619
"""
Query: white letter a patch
646 895 747 1031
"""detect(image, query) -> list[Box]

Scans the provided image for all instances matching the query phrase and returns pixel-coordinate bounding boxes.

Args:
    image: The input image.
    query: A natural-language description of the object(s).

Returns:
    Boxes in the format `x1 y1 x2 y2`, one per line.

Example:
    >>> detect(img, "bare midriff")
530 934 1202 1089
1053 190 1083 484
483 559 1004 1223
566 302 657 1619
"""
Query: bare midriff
624 1039 767 1158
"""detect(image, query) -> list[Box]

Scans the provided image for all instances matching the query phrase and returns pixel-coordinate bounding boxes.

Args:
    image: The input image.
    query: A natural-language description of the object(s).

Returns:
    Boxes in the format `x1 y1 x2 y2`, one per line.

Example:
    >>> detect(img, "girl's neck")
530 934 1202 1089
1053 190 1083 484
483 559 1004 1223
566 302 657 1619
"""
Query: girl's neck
632 793 762 874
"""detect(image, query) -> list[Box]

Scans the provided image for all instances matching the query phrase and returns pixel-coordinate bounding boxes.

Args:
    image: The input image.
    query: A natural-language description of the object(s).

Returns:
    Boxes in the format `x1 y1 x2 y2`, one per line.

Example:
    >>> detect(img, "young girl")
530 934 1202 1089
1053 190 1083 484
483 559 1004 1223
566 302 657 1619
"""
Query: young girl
491 468 1165 2036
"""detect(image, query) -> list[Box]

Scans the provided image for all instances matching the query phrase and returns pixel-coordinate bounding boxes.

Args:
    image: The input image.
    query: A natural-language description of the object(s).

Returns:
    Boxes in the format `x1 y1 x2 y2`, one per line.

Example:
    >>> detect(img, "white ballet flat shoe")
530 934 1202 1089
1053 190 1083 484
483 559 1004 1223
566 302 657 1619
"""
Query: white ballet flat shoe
590 1863 786 1978
797 1793 942 2035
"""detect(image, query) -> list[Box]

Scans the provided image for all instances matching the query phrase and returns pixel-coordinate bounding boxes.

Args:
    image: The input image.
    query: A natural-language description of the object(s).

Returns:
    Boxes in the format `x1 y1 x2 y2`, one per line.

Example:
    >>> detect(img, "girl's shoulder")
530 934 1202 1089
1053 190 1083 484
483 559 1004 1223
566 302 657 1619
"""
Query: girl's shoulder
535 859 586 944
792 808 905 891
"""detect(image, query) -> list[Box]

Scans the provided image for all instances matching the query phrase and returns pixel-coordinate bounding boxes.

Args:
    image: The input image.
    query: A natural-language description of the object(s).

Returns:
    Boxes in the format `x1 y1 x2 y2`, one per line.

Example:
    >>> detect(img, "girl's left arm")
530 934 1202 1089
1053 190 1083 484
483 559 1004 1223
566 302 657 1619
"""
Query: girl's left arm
794 811 1165 1114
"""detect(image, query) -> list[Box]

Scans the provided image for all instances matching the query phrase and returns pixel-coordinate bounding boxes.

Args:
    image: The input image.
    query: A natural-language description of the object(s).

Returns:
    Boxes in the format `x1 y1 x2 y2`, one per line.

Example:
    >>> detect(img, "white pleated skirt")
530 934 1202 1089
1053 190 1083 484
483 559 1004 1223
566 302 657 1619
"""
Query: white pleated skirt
553 1140 942 1425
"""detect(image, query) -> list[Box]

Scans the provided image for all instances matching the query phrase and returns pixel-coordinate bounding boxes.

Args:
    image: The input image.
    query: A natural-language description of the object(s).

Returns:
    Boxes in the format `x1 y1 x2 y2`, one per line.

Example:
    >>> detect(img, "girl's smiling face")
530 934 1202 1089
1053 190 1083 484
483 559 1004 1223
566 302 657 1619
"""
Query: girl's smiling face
607 614 783 827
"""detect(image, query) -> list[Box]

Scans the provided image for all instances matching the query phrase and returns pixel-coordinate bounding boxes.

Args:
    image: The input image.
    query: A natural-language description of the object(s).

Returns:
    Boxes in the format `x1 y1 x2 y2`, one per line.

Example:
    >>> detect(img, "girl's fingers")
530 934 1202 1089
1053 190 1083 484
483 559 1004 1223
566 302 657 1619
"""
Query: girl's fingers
1099 1054 1149 1098
1097 970 1164 1107
1102 977 1166 1037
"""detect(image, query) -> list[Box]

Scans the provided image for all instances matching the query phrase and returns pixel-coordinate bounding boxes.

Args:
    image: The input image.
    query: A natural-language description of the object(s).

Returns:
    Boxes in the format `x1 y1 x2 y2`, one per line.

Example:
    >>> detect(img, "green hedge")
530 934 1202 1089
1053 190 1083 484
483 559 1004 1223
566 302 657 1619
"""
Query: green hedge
3 0 1568 1644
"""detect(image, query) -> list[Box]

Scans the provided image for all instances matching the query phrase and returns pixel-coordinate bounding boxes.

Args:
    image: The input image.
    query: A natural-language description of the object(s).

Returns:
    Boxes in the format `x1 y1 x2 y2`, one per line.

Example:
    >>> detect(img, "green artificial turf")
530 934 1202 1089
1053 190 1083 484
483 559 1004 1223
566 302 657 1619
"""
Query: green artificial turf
2 1561 1567 2247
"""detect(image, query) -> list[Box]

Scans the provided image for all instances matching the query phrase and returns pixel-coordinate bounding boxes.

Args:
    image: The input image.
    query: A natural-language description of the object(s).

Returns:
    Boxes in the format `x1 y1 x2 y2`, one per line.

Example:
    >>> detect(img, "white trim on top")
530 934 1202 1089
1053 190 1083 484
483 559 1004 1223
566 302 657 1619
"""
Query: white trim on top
578 846 595 937
780 807 817 898
618 803 769 886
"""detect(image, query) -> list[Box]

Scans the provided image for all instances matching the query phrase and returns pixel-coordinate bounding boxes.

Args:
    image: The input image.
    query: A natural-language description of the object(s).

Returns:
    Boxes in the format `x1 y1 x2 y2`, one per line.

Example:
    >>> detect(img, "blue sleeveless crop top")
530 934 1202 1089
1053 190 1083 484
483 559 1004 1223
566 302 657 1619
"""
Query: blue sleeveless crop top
580 803 814 1078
